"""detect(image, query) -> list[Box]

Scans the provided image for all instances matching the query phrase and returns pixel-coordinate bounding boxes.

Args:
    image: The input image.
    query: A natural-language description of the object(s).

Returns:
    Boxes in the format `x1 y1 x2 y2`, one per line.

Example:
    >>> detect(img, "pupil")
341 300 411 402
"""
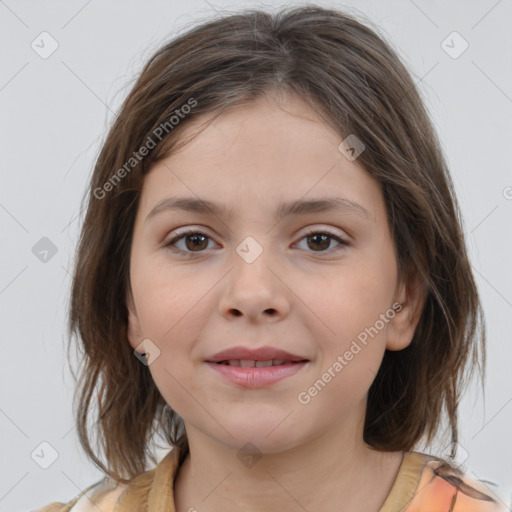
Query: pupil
186 234 208 251
308 234 329 251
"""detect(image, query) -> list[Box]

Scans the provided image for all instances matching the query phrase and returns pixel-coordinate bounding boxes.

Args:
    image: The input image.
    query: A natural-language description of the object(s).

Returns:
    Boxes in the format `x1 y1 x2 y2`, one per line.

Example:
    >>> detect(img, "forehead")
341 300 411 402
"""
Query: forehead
172 93 336 159
138 93 383 222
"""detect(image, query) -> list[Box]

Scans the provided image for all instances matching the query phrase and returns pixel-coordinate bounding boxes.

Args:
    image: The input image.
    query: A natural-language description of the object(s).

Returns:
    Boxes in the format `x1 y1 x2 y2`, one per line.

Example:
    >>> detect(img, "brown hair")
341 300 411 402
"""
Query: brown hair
67 4 485 483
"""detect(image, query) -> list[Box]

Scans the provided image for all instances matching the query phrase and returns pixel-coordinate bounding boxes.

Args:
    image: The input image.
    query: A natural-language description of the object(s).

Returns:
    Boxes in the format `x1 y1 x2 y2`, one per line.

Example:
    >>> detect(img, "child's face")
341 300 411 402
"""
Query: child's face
126 93 418 454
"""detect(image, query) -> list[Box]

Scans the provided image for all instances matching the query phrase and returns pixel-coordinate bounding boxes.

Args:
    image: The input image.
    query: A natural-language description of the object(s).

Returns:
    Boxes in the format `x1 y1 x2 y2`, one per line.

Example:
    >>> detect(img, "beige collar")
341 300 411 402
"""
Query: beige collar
380 452 435 511
114 448 431 512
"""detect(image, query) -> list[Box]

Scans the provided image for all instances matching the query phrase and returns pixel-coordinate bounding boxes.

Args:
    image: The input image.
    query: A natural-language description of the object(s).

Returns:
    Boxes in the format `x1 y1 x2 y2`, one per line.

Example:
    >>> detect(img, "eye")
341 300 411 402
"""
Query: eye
163 228 349 256
295 229 349 253
163 229 216 256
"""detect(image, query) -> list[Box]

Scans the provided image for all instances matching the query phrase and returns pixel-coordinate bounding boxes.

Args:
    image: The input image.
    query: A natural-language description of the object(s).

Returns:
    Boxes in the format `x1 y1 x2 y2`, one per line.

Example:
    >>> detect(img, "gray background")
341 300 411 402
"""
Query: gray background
0 0 511 510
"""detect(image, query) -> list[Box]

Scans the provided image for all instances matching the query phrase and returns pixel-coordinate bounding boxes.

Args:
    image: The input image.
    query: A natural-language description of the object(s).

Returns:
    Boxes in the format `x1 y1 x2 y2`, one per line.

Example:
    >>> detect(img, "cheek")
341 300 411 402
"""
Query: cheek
309 264 394 331
296 251 396 367
135 271 212 416
131 253 207 338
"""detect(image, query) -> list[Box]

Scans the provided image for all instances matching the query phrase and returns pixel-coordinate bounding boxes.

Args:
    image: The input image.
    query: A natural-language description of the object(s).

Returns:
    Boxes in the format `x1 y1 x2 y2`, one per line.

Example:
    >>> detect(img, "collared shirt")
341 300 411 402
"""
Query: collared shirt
32 449 508 511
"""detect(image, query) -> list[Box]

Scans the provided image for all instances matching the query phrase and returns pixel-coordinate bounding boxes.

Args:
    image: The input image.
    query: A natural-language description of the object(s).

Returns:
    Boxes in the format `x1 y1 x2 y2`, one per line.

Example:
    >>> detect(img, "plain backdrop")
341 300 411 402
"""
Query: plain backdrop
0 0 511 511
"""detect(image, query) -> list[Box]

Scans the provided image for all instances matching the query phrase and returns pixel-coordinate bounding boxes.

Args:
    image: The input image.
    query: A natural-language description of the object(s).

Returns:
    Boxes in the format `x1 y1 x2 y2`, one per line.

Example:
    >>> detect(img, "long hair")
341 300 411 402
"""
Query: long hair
67 4 485 482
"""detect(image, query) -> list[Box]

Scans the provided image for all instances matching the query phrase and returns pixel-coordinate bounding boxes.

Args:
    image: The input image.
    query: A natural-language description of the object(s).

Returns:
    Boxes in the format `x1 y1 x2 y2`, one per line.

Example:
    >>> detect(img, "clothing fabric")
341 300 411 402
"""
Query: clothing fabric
32 448 507 511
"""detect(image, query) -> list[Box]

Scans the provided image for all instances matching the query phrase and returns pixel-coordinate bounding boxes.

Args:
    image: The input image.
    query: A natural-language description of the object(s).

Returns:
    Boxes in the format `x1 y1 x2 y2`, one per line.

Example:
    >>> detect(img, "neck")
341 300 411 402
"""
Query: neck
173 415 403 512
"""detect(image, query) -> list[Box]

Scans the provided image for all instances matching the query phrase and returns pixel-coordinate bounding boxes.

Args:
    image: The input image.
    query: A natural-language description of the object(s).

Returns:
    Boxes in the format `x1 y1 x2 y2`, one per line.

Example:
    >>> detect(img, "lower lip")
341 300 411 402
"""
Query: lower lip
205 361 309 388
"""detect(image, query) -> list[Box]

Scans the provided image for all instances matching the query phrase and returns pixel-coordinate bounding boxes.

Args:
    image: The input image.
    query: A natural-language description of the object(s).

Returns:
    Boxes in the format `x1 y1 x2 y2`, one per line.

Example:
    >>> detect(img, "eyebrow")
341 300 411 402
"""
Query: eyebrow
145 195 374 224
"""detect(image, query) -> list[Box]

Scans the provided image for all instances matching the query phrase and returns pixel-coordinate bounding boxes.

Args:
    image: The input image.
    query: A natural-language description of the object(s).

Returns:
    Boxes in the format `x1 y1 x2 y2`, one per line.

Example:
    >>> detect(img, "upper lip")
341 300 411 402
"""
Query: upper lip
206 346 308 363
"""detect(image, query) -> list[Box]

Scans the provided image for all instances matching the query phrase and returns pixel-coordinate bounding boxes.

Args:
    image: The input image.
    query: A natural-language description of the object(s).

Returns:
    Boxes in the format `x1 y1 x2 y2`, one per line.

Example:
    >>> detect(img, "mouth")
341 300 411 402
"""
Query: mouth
206 345 308 364
205 359 310 388
212 359 308 367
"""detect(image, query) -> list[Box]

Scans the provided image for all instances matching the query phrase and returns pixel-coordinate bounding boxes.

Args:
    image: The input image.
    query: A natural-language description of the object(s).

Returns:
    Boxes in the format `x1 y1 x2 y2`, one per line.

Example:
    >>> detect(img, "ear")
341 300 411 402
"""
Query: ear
126 287 143 352
386 273 427 351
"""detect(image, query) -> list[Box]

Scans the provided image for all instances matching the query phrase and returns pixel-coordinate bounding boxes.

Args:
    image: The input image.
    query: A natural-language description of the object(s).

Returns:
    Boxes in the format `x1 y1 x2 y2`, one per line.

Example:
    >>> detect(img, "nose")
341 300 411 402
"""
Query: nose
218 242 290 322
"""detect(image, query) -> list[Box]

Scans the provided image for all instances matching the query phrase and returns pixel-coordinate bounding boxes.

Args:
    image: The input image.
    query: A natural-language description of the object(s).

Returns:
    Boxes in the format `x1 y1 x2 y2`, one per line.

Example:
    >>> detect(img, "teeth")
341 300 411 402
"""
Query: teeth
255 360 273 368
217 359 297 367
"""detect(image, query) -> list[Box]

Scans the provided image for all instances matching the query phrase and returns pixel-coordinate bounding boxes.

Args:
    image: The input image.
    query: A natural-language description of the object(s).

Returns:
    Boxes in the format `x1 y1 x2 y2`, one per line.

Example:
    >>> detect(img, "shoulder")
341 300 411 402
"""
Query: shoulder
31 478 129 512
406 454 508 511
30 449 181 512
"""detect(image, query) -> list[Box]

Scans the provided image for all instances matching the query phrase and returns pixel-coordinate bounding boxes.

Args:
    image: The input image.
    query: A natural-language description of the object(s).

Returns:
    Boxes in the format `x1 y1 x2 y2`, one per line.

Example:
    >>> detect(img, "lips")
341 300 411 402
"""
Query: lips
205 346 308 364
205 359 309 388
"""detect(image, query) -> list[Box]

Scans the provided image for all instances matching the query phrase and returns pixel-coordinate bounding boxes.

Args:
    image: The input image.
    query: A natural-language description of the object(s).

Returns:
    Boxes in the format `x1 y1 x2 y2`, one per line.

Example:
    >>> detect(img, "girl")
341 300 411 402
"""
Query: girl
34 5 507 512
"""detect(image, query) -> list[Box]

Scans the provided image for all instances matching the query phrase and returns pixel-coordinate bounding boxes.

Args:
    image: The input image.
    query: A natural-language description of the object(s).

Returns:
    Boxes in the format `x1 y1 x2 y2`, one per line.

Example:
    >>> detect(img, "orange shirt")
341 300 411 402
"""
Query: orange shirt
32 449 508 511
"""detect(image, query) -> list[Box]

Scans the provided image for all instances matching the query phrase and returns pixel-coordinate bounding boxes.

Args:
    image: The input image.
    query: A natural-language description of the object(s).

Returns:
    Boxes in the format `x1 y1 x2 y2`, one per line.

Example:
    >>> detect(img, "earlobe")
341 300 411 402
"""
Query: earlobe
126 289 143 352
386 275 427 351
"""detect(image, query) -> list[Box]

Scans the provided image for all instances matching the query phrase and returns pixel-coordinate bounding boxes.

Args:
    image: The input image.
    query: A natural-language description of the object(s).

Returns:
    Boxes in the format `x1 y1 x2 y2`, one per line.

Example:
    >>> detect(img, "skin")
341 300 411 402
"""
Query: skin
126 91 425 512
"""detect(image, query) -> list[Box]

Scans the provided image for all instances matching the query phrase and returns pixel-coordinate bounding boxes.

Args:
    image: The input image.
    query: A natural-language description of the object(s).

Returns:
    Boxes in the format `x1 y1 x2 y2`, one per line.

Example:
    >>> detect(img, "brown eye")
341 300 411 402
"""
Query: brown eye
296 230 348 253
183 233 209 251
307 233 331 251
164 228 349 257
164 230 214 255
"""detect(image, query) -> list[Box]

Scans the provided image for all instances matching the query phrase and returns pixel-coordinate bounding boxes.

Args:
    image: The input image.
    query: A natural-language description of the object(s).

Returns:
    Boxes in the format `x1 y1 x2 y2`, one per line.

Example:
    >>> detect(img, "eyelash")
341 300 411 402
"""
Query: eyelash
163 228 349 257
